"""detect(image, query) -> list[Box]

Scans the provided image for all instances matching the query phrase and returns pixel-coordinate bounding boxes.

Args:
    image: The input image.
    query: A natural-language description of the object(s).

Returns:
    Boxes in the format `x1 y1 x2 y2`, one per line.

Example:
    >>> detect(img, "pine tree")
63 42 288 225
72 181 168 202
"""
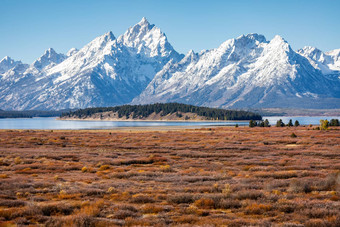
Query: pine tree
288 119 293 127
294 120 300 127
249 120 255 128
264 119 270 127
259 121 265 127
276 119 285 127
330 119 339 126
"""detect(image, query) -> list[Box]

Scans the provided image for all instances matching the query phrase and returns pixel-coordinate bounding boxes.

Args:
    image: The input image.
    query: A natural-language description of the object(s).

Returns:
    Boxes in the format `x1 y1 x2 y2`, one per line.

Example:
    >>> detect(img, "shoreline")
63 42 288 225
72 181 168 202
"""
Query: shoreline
57 117 250 122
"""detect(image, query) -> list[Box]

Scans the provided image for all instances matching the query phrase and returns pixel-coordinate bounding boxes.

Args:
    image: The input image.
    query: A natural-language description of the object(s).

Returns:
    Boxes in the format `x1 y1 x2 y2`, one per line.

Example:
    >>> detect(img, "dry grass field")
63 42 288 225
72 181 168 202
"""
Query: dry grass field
0 126 339 226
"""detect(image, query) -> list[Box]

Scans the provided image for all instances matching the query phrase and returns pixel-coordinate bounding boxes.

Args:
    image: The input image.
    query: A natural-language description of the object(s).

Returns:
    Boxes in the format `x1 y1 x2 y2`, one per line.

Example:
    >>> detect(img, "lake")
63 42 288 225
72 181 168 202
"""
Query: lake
0 116 338 130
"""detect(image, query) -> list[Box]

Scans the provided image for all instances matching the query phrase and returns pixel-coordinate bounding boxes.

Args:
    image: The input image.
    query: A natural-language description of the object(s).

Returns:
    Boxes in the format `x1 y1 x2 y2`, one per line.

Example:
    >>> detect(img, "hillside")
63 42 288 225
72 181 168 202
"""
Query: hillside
60 103 262 121
133 34 340 109
0 110 68 118
1 18 339 110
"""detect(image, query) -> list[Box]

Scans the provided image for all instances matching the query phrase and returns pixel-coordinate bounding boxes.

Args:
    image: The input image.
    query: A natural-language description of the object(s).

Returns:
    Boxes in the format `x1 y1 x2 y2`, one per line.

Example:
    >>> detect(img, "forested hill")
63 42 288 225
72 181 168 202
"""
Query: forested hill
61 103 262 121
0 110 68 118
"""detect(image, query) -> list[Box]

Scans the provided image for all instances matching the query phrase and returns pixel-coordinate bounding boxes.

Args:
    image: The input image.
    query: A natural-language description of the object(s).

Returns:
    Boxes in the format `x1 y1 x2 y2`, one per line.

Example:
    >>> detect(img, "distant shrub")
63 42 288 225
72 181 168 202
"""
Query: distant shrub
131 194 155 204
115 210 136 219
81 166 88 172
215 199 242 209
0 174 8 178
141 204 164 214
305 219 328 227
244 203 272 215
320 120 329 130
175 215 198 224
14 157 22 164
99 165 110 171
289 179 312 193
168 193 194 204
193 198 215 209
276 119 285 127
107 187 117 193
290 133 297 138
235 190 264 200
330 119 340 126
160 165 172 172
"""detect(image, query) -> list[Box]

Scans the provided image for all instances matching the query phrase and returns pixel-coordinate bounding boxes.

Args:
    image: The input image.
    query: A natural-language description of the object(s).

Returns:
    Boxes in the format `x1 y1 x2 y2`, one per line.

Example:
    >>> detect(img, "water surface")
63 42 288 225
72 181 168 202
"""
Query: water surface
0 116 338 130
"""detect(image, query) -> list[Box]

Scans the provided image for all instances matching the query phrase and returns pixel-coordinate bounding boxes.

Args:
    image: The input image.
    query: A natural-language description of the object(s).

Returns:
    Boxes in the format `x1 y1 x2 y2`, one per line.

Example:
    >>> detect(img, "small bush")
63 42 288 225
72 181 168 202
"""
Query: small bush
99 165 110 171
130 194 155 204
168 193 194 204
193 198 215 209
114 210 138 220
289 179 312 193
244 203 272 215
235 190 264 200
290 133 297 138
215 199 241 209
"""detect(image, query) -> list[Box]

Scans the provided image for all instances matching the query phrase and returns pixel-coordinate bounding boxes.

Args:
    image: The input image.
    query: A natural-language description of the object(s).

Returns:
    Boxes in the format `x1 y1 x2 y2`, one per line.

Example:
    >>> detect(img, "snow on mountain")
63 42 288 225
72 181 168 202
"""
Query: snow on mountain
0 19 339 110
117 17 182 62
66 48 78 57
297 46 340 75
0 56 23 74
0 18 183 110
32 48 66 71
133 34 340 109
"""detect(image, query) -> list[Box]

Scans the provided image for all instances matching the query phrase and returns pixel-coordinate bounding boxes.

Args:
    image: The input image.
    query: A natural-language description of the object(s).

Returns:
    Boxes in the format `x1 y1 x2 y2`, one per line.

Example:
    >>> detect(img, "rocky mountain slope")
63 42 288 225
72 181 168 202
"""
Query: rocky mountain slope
0 18 182 110
133 34 340 109
1 18 339 110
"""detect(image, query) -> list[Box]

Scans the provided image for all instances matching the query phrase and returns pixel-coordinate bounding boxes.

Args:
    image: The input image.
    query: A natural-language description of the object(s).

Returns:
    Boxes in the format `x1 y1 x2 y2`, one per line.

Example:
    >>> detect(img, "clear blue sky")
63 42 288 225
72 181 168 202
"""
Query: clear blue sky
1 0 339 63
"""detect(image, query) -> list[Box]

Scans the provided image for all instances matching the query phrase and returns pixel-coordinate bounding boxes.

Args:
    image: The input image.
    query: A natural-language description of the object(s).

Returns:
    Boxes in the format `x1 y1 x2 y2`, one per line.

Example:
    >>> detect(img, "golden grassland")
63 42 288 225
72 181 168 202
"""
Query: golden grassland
0 126 339 226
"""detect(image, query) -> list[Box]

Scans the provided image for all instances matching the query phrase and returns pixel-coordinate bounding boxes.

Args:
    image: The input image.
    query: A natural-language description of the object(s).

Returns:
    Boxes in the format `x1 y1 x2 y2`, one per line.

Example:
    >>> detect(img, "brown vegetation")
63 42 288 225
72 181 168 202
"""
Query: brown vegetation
0 126 339 226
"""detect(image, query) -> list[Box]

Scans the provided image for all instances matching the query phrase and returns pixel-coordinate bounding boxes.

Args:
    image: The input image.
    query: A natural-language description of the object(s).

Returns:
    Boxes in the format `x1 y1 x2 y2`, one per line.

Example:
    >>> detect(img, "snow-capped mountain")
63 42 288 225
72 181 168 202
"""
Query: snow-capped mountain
0 18 339 110
0 18 182 110
132 34 340 109
66 48 78 57
0 56 23 74
297 46 340 75
32 48 67 71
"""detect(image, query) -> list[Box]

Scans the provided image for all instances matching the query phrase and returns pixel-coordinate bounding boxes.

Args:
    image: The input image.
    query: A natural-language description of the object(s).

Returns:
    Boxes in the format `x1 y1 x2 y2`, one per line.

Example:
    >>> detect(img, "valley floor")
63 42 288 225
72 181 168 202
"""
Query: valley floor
0 126 339 226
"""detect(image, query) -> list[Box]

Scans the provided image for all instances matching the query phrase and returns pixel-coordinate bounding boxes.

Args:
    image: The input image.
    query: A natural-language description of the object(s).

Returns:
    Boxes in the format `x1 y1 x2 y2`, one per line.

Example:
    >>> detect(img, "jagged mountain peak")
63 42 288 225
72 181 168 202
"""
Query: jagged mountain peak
0 56 23 74
89 31 116 48
103 31 116 41
138 17 150 26
66 48 79 57
1 56 13 62
262 35 293 55
32 48 66 71
45 47 56 55
298 46 324 57
117 18 182 60
326 49 340 58
118 18 157 45
1 21 339 110
236 33 267 43
297 46 340 73
179 50 198 64
269 35 290 47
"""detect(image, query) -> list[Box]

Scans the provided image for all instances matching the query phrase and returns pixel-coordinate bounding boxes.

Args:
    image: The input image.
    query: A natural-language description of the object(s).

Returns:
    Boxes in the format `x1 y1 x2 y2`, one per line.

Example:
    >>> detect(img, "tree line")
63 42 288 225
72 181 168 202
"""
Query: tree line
61 103 262 120
249 118 340 128
0 110 66 118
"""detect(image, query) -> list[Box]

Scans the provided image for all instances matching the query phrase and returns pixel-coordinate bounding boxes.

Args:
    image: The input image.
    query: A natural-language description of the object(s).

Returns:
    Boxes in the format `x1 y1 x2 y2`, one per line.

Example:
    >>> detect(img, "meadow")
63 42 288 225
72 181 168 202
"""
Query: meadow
0 126 339 226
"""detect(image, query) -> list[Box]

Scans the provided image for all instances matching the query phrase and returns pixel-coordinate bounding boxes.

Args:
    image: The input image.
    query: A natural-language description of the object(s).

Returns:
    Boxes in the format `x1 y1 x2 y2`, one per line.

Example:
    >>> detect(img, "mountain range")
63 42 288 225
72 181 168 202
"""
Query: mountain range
1 18 339 110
